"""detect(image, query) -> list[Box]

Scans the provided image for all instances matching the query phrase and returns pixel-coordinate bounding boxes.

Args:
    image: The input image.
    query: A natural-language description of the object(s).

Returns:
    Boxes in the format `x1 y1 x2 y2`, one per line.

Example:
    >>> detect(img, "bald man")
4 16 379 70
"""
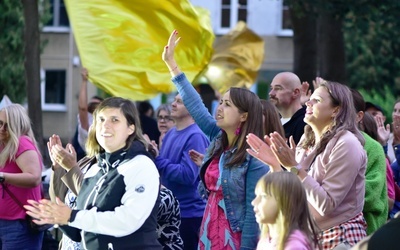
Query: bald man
269 72 306 144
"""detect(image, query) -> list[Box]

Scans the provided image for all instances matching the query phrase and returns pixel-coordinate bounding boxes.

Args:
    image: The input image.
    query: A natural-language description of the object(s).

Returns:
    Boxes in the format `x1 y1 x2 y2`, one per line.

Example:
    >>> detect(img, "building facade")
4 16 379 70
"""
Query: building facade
40 0 293 143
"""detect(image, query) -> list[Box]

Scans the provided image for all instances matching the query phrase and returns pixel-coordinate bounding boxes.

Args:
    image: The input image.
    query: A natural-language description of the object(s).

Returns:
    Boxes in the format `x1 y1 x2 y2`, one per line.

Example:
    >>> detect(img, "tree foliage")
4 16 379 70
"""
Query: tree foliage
0 0 50 104
0 0 26 103
286 0 400 100
359 85 396 124
344 3 400 97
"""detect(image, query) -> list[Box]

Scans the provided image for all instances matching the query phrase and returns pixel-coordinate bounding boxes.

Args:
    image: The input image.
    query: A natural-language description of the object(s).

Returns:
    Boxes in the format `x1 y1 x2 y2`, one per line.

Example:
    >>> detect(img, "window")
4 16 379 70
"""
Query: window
278 0 293 36
282 0 292 30
44 0 70 32
41 69 67 111
218 0 248 34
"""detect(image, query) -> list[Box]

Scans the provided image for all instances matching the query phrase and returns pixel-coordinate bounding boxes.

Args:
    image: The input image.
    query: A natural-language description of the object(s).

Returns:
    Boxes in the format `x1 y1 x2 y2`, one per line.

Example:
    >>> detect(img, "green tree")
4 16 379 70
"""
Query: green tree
0 0 26 103
22 0 45 155
344 3 400 97
287 0 400 97
0 0 50 103
0 0 50 157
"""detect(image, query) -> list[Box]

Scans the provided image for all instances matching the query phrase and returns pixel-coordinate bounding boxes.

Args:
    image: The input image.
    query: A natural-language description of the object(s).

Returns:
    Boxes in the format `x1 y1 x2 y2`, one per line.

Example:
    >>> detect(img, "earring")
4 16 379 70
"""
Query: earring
235 125 241 136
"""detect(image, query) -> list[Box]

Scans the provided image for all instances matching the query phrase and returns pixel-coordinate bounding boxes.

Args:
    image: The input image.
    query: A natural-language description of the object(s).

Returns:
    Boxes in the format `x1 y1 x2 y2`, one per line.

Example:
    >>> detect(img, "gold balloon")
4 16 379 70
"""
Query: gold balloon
194 21 264 94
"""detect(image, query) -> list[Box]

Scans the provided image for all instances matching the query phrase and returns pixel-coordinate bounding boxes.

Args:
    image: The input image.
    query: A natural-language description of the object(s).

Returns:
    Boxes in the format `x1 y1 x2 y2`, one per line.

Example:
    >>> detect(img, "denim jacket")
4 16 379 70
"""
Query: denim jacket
172 73 270 250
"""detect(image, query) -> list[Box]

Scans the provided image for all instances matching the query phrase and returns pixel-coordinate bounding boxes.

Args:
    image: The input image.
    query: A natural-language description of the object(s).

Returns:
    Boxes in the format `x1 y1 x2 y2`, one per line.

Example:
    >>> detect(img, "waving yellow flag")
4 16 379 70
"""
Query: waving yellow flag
65 0 214 100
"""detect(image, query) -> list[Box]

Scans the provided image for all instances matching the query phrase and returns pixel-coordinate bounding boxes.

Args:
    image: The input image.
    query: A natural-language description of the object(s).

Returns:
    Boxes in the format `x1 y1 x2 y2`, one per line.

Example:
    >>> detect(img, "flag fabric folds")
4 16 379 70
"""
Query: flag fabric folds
65 0 214 100
193 21 264 94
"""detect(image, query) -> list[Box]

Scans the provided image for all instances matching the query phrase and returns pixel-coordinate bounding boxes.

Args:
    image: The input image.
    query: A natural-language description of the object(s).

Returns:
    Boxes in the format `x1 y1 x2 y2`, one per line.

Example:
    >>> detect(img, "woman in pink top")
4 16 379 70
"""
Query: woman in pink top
247 81 367 249
252 172 319 250
0 104 44 249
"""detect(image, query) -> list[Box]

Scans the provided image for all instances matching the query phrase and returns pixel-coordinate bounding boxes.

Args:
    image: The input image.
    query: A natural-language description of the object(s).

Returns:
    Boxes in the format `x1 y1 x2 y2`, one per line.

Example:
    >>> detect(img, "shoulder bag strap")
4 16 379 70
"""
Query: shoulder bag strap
1 182 25 210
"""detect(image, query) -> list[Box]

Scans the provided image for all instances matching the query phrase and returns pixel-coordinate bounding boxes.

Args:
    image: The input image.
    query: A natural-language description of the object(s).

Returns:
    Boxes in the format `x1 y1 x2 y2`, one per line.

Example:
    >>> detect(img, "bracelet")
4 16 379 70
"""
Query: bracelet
169 65 178 72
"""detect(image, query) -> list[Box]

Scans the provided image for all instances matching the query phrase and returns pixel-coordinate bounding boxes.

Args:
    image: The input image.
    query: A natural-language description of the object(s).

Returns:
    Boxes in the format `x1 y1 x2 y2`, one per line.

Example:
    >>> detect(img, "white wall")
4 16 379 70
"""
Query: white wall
190 0 284 36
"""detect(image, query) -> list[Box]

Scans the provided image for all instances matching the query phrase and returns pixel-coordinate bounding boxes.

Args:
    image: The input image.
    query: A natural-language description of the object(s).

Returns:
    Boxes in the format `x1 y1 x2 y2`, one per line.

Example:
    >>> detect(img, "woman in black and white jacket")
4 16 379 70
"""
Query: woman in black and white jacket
25 97 162 250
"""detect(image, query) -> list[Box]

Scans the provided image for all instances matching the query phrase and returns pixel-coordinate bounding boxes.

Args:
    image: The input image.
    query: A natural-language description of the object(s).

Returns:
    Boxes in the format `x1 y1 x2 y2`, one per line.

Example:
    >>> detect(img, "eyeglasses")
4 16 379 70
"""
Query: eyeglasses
157 115 172 122
0 121 8 131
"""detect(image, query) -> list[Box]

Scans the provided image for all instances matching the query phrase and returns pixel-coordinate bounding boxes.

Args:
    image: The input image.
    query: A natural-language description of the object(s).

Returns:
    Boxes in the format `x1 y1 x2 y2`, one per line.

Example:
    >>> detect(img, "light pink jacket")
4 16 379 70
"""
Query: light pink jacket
296 130 367 230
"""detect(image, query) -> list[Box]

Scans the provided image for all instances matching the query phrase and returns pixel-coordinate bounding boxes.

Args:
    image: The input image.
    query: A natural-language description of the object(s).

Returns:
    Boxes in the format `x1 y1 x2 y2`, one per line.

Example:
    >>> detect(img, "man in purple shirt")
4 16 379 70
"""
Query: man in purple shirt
155 94 209 250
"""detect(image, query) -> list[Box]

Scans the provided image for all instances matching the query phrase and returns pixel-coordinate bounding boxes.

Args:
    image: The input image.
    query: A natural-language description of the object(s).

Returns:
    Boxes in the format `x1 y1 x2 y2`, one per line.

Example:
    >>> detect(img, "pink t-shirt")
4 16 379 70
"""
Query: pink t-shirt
256 230 312 250
0 136 42 220
386 158 395 199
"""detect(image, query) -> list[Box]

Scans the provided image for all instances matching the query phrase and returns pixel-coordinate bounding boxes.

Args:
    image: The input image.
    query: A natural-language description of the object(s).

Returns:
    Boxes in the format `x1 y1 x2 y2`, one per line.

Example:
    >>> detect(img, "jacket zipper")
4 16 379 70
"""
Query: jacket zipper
82 161 109 249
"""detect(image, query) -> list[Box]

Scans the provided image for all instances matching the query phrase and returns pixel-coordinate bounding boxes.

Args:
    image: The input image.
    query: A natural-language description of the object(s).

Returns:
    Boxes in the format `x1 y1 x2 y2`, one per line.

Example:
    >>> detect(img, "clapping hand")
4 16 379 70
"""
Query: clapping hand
47 134 77 171
375 115 390 146
24 197 72 226
300 81 312 105
246 133 281 171
246 132 298 171
189 149 204 167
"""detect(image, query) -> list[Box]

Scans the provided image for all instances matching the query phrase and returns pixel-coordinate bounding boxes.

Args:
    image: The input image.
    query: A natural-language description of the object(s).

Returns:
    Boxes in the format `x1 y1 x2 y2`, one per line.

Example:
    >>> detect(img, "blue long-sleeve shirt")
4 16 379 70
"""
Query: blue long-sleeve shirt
156 124 209 218
172 73 270 250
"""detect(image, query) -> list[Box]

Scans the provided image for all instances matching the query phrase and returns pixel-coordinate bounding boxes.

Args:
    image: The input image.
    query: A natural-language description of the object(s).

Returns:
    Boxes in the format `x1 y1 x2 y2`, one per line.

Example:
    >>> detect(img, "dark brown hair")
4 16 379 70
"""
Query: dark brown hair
210 87 264 167
360 112 379 141
260 99 285 137
86 97 149 157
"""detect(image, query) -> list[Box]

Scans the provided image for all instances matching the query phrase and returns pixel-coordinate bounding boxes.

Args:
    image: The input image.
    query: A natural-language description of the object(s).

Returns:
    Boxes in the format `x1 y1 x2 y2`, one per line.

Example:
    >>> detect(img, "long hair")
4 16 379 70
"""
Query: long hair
210 87 264 167
256 172 320 250
360 112 379 141
260 99 285 137
0 104 40 166
85 97 150 157
299 81 365 155
350 89 379 140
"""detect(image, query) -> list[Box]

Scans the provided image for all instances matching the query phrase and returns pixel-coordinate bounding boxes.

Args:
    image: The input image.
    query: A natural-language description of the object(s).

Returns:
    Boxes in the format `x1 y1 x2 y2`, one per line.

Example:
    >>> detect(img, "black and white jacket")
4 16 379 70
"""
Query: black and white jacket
61 141 162 250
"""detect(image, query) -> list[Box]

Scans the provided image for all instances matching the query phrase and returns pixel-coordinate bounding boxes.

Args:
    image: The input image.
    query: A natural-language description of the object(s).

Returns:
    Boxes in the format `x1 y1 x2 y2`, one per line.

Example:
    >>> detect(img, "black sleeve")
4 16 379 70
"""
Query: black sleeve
59 210 82 242
59 225 82 242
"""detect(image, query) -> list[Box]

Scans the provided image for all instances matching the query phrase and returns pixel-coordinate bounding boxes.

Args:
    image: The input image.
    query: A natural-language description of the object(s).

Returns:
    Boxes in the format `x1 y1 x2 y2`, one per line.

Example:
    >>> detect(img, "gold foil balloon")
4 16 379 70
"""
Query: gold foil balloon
194 21 264 94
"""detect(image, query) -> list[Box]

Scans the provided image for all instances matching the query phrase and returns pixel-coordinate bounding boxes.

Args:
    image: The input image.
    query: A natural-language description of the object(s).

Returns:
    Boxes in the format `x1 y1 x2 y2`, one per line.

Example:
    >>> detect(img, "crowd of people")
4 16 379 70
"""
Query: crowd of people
0 30 399 250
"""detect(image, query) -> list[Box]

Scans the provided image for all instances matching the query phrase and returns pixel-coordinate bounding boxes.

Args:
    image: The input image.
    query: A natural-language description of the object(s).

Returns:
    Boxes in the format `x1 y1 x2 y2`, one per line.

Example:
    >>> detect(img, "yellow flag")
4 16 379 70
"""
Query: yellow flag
193 21 264 94
65 0 214 100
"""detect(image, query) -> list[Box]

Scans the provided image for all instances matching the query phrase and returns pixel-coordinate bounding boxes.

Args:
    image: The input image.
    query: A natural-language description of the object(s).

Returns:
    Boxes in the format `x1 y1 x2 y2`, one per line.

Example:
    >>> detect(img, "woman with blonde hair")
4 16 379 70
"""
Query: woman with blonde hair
247 81 367 249
0 104 44 249
252 171 320 250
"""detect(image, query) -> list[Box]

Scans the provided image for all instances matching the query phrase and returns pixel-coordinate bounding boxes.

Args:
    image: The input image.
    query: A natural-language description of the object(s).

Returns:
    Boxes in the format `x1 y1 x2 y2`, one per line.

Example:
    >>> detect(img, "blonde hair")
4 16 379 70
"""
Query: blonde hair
0 104 40 166
256 172 320 250
85 97 149 157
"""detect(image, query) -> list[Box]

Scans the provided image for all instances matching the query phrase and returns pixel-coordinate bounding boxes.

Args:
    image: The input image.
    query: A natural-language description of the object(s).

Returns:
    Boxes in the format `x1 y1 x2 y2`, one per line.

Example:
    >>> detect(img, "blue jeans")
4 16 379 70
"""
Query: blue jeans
180 217 202 250
0 218 43 250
